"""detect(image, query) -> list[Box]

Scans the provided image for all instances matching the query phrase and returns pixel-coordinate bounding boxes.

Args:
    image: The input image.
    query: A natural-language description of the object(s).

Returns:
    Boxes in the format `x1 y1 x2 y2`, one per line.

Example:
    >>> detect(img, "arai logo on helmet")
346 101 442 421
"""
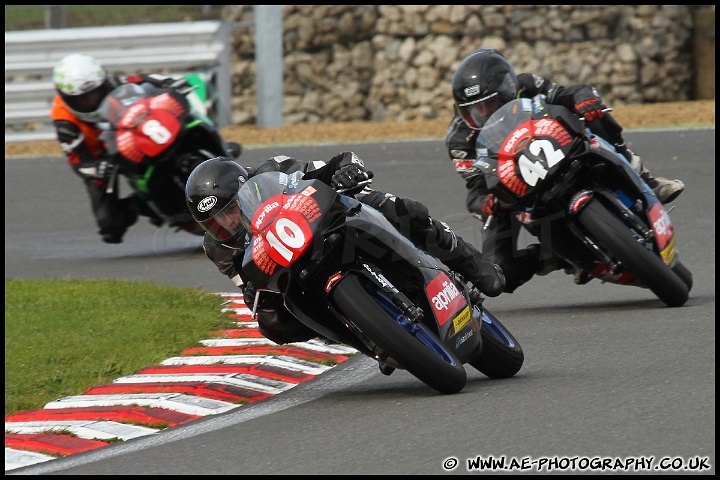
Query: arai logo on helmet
197 196 217 212
464 85 480 97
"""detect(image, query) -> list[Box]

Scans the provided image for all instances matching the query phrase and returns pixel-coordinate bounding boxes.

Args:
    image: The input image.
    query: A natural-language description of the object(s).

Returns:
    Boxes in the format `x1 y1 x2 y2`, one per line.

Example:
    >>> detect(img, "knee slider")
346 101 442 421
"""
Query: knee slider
256 307 315 345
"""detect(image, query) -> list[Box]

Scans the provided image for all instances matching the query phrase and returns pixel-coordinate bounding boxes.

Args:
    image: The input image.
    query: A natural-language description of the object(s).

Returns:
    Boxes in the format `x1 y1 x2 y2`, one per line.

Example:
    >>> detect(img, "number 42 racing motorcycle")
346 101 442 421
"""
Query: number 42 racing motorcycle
474 95 692 307
237 171 524 394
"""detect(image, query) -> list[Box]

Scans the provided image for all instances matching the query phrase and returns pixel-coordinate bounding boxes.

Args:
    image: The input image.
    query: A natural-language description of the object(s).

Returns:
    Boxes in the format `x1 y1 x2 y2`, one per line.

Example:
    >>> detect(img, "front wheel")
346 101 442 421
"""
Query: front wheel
577 198 689 307
671 259 693 292
469 309 524 379
331 273 467 394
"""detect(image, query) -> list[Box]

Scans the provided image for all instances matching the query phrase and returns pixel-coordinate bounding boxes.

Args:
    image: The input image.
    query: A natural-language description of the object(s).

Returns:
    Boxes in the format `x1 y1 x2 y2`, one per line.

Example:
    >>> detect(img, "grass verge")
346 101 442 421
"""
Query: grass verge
4 278 230 415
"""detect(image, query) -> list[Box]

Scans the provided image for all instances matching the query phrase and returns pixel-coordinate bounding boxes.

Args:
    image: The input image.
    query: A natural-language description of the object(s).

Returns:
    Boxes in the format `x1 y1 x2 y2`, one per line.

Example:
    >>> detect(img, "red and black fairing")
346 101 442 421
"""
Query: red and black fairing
475 95 681 283
424 271 480 355
476 96 586 205
237 172 481 354
99 82 228 169
100 83 189 167
239 171 344 290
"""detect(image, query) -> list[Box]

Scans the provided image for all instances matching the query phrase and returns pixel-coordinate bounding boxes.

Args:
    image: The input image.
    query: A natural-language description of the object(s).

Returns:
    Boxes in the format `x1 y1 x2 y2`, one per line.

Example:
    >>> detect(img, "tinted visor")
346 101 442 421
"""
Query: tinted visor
197 195 246 243
457 92 507 130
62 86 106 114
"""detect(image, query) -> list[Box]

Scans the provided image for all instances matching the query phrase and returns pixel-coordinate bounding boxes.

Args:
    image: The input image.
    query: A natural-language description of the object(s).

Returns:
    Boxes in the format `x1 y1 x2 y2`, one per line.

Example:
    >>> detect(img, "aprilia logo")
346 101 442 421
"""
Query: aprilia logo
432 280 461 311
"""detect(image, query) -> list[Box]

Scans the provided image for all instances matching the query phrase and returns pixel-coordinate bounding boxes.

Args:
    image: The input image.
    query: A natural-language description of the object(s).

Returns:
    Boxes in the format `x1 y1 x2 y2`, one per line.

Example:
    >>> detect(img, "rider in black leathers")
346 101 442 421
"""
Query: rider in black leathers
185 152 505 345
446 48 685 293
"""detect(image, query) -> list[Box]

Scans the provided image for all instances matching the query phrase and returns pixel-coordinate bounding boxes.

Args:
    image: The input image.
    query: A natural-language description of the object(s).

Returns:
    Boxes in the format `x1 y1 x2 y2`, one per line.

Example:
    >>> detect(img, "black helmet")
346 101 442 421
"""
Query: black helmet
185 157 249 244
451 48 518 130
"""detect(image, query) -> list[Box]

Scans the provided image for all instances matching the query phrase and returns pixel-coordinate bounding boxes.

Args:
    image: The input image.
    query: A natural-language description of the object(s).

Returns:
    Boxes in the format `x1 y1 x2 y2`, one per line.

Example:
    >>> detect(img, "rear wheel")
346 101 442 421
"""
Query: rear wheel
331 274 467 394
577 198 689 307
469 309 524 379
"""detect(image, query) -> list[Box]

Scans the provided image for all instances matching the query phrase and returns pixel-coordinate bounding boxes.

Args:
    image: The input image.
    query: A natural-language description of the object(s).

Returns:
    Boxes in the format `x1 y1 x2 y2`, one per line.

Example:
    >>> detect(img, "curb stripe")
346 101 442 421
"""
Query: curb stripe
5 406 201 426
84 383 274 404
5 448 54 470
179 345 350 363
5 420 158 441
5 433 110 456
159 355 335 375
136 364 315 383
43 393 239 417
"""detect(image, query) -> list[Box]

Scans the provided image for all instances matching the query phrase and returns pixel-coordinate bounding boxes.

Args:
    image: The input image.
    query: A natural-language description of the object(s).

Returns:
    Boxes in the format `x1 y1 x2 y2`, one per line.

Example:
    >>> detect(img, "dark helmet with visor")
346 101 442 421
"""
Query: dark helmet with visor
185 157 249 246
451 49 518 130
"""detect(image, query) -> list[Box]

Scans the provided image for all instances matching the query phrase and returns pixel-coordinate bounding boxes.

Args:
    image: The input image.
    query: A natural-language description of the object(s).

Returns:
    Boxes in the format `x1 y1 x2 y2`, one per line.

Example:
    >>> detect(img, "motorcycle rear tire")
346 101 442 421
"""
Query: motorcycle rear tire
469 308 524 379
577 198 689 307
331 273 467 394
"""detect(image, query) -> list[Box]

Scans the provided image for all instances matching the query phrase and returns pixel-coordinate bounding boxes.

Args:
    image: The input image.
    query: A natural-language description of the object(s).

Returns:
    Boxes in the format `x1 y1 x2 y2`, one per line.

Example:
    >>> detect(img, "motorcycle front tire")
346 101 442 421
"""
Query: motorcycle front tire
331 273 467 394
469 308 524 379
577 198 689 307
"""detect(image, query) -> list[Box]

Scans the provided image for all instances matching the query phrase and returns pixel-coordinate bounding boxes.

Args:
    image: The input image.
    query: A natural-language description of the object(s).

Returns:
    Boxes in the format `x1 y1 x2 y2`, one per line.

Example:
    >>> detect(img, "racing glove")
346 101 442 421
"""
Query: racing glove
573 86 605 122
330 163 374 193
146 74 194 95
480 194 507 221
76 156 115 182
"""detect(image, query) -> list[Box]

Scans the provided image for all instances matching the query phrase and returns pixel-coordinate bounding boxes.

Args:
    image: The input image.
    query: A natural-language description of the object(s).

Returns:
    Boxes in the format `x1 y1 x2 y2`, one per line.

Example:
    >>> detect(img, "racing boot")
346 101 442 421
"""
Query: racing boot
621 147 684 204
99 197 139 243
395 197 506 297
225 141 243 159
440 233 507 298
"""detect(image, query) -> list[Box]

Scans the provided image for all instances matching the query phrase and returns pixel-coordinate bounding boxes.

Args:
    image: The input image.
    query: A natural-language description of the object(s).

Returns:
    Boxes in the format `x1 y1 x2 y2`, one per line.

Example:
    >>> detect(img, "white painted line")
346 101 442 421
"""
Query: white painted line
233 321 259 328
159 355 333 375
201 338 275 346
43 393 239 417
5 448 55 471
221 307 253 316
4 420 158 441
112 373 295 394
199 338 359 355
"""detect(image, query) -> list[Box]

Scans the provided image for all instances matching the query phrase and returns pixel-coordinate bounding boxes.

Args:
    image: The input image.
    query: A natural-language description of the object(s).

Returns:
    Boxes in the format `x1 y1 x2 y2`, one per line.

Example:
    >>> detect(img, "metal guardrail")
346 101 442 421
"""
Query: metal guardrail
5 21 232 143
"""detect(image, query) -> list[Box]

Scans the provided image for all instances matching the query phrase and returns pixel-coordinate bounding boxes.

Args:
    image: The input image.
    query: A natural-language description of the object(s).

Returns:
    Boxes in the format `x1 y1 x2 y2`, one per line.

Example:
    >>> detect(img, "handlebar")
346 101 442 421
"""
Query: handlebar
335 178 373 194
580 107 613 122
483 214 496 231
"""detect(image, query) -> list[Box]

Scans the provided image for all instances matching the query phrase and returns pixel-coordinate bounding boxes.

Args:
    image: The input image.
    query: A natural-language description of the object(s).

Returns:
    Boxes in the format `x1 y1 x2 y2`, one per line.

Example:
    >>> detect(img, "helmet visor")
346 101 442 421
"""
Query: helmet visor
62 87 107 114
457 92 505 130
197 195 245 243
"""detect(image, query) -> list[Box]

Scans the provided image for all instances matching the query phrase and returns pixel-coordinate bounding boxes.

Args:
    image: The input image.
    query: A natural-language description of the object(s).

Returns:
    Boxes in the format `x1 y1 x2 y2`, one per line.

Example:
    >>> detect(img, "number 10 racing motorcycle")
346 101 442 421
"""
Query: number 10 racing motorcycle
237 171 524 394
474 95 692 307
97 82 241 236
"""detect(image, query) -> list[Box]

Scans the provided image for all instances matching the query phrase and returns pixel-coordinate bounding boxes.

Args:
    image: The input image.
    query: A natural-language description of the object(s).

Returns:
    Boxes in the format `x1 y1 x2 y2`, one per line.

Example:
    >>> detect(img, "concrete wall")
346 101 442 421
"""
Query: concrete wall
223 5 715 127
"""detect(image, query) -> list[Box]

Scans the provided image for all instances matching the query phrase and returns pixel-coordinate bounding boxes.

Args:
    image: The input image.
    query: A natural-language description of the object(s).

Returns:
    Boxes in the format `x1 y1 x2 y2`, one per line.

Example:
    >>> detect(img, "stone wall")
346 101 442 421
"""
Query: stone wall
221 5 715 126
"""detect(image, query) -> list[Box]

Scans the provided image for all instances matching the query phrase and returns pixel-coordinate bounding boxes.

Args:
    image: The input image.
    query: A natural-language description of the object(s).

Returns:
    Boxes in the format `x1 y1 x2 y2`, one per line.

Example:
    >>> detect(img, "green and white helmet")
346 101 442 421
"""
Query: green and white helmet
52 53 109 123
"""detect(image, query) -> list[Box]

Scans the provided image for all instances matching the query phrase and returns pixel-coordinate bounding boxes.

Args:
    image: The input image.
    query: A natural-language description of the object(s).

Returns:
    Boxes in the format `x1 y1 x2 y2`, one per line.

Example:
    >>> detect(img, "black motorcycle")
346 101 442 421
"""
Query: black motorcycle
237 170 524 394
475 94 692 307
97 82 241 236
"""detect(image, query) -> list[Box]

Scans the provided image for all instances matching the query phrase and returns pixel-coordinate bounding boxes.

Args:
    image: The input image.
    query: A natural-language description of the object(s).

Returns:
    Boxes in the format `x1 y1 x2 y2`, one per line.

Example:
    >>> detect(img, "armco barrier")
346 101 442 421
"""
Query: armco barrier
4 21 232 143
